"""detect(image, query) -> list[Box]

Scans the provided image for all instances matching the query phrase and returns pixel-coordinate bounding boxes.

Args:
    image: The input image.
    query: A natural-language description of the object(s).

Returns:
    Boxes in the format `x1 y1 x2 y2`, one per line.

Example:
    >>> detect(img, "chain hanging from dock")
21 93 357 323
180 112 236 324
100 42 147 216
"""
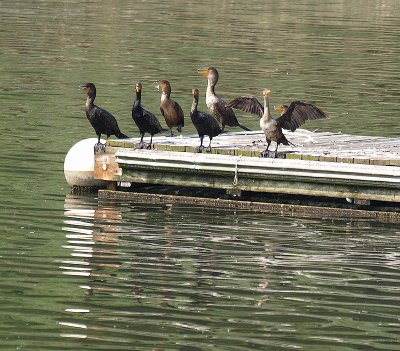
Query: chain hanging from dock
233 156 243 185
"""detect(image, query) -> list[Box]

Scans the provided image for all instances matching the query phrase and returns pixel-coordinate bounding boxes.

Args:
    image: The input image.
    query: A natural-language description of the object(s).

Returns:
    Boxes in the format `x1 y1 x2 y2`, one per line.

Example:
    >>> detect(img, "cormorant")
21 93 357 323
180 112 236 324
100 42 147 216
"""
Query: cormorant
190 88 222 153
156 80 184 137
80 82 128 153
199 67 250 132
227 89 328 158
132 82 164 149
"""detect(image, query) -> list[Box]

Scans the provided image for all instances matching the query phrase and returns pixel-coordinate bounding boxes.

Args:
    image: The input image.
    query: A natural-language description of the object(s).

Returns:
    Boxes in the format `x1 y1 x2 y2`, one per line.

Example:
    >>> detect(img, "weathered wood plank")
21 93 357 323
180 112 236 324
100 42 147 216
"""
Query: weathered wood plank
104 149 400 202
93 146 122 181
106 129 399 166
94 131 400 204
98 190 400 222
117 167 400 202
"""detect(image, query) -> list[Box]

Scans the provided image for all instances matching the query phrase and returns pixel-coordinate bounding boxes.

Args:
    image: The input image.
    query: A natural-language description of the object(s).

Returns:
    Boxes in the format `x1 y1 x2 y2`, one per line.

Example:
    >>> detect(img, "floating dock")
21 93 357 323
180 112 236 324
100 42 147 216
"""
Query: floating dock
94 130 400 217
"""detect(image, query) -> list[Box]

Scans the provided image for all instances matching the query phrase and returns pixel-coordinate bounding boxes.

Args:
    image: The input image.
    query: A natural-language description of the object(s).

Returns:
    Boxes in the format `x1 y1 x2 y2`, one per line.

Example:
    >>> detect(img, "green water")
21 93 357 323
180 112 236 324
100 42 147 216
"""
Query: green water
1 1 399 350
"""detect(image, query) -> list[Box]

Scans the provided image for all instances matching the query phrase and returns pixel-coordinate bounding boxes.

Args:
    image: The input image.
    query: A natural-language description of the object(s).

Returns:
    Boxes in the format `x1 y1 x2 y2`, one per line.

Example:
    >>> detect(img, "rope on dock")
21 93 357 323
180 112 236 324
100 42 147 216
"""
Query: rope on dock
233 156 243 186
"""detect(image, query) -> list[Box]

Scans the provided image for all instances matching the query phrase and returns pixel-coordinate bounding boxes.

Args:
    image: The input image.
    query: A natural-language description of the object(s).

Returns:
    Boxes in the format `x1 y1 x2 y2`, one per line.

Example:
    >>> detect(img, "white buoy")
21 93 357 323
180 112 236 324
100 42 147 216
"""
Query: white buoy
64 138 108 187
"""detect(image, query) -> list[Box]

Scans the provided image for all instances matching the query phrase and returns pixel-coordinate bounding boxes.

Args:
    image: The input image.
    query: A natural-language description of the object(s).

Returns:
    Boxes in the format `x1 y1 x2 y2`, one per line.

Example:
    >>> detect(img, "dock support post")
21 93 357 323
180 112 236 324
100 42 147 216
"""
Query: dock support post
107 181 117 191
346 198 371 206
354 198 371 206
226 188 242 197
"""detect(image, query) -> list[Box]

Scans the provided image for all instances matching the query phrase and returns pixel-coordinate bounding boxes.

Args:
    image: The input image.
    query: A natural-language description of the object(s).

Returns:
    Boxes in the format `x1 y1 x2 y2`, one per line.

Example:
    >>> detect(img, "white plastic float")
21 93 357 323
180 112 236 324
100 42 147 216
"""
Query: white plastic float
64 138 107 187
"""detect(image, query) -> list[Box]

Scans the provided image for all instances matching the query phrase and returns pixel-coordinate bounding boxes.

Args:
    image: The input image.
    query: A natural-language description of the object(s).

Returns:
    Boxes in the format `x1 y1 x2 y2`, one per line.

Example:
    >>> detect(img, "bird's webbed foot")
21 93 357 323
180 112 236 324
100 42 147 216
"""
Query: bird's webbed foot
94 142 106 153
145 143 153 150
195 145 205 153
134 141 145 149
260 149 275 158
205 145 212 153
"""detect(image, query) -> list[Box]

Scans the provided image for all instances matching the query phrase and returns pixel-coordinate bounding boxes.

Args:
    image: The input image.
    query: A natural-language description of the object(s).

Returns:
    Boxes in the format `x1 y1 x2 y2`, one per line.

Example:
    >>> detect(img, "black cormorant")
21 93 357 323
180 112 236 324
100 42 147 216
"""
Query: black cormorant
190 88 222 153
132 82 164 149
80 82 128 153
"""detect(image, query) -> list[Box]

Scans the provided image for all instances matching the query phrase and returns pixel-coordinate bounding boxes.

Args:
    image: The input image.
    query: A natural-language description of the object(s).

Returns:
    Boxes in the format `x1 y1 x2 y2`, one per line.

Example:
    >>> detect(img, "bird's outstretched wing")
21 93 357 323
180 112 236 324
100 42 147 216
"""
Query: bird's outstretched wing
227 96 264 117
277 101 328 132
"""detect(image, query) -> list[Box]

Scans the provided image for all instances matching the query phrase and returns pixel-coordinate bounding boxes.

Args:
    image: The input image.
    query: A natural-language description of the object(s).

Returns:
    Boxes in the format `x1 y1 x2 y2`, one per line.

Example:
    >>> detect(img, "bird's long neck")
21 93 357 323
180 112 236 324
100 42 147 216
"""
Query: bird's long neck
161 86 171 101
262 95 272 122
206 76 217 97
86 92 95 109
191 96 198 116
134 90 141 108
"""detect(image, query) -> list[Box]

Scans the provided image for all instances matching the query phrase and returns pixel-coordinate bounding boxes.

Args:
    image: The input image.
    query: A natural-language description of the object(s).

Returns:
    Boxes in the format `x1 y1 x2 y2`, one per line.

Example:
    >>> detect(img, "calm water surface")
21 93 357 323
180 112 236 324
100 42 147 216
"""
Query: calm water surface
1 0 400 350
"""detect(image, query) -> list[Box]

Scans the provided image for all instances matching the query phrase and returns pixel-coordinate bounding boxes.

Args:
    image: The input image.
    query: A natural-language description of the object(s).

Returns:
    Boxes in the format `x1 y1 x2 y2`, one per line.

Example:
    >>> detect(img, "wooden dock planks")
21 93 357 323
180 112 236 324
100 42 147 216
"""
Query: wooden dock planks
107 129 400 165
97 130 400 203
99 190 400 222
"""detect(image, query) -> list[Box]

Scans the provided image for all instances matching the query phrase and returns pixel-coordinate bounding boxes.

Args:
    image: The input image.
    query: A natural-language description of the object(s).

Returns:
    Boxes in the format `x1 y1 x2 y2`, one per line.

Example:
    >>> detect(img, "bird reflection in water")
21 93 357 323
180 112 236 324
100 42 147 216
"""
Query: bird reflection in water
61 196 272 320
62 195 123 297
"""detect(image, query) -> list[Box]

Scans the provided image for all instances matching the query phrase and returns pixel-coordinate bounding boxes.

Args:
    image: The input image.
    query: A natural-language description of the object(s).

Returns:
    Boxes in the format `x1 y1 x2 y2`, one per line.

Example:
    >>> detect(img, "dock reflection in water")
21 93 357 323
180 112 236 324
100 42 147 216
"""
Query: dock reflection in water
60 195 400 350
1 0 400 349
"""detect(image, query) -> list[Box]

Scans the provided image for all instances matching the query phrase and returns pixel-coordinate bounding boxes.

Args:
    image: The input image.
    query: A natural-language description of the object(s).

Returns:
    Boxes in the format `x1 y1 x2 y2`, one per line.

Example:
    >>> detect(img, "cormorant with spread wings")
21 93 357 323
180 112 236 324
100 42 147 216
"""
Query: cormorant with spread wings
227 89 328 158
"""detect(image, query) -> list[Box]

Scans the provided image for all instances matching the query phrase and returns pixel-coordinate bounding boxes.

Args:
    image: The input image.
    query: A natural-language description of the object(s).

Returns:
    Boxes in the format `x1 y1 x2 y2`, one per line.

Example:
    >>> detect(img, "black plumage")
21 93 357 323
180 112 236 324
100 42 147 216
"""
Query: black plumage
80 82 128 153
190 88 222 153
132 82 164 149
275 101 328 132
226 95 264 117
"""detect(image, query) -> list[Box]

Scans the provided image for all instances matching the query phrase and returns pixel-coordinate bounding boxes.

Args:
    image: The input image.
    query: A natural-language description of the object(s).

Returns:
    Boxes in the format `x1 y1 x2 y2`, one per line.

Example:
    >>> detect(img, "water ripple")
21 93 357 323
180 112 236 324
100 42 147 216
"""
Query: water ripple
44 197 400 349
1 0 400 349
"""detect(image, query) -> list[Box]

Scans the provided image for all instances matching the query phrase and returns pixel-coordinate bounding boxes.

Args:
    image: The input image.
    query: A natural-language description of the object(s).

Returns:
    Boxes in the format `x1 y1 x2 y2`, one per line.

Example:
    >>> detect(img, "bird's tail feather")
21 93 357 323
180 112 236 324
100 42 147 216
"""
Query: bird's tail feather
278 134 297 147
282 137 297 147
238 124 251 131
117 132 129 139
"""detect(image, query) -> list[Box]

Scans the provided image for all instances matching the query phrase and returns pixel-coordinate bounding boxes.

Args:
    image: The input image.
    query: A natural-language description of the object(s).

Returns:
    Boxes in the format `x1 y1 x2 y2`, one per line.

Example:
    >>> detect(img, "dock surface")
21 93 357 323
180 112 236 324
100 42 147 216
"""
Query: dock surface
95 130 400 204
108 129 400 166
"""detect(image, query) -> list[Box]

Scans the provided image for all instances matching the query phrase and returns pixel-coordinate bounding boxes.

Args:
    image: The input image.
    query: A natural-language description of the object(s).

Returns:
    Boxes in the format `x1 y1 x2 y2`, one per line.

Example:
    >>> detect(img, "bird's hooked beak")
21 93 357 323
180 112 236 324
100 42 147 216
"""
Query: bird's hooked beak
275 105 286 114
80 85 89 94
197 68 209 78
262 88 271 97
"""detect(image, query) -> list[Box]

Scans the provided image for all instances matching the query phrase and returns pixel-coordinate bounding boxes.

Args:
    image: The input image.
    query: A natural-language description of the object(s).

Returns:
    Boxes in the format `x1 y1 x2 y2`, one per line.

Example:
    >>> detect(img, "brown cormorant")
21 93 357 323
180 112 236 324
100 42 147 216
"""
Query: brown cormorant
199 67 250 132
80 82 129 153
132 82 165 149
227 89 328 158
190 88 222 153
156 80 184 137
